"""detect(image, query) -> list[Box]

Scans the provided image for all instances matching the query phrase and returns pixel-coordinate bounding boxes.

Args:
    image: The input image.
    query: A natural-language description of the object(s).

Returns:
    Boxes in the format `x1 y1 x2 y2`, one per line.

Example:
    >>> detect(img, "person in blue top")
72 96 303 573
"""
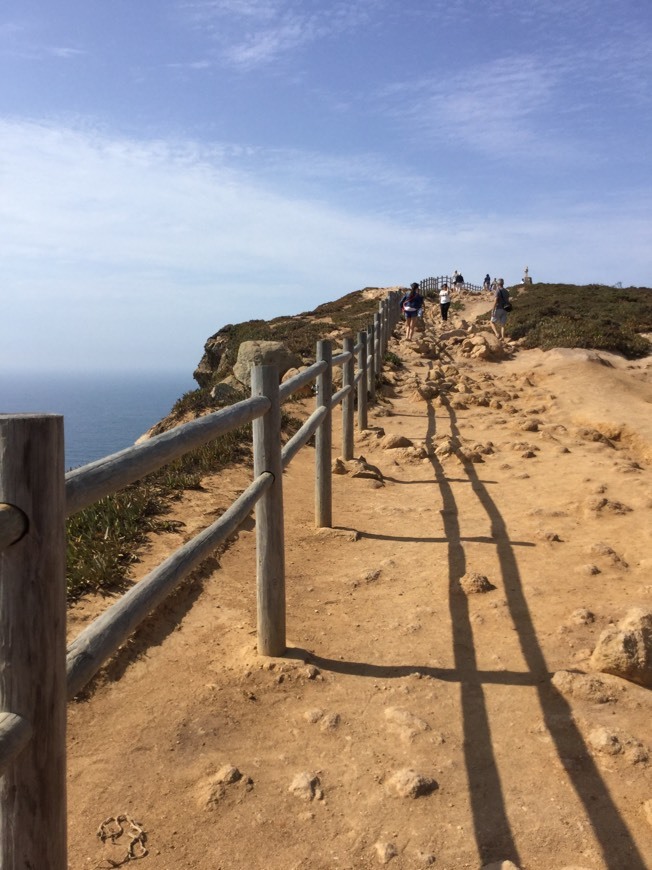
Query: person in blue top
400 282 424 340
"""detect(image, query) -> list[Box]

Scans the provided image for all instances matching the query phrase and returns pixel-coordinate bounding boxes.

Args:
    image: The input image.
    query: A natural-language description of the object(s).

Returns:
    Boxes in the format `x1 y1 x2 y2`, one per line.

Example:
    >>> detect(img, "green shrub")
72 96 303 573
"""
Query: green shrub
497 283 652 358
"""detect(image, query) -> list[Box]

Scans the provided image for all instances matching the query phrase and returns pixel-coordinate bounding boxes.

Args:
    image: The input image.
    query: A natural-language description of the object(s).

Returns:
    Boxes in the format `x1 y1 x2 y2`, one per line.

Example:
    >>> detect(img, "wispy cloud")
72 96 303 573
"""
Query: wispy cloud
177 0 381 70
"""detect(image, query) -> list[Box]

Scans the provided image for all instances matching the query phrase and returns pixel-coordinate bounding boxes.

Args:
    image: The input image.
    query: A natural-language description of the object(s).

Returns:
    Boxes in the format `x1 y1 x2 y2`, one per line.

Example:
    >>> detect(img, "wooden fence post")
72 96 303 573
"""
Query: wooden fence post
342 337 354 461
251 367 286 656
315 341 332 528
357 330 368 431
367 322 376 403
0 414 67 870
374 311 382 379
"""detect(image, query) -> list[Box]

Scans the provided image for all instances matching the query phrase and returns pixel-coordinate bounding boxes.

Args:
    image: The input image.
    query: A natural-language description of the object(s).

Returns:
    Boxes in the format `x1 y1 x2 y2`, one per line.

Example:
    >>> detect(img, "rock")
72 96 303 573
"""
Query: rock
458 572 496 594
289 772 323 801
282 366 313 398
589 608 652 688
589 726 648 764
210 376 245 405
305 665 320 680
386 768 438 798
384 707 431 741
415 849 436 866
535 529 561 542
319 712 341 732
589 542 628 568
304 708 324 723
197 764 245 809
193 326 233 387
551 670 616 703
569 608 595 625
521 420 539 432
381 433 413 449
233 340 301 389
332 458 347 474
374 841 398 864
584 497 632 516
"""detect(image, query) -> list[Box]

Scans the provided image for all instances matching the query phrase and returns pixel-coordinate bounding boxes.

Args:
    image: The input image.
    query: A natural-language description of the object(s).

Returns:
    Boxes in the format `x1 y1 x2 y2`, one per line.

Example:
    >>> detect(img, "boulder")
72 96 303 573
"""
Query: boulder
233 341 301 389
281 366 313 398
210 376 245 405
193 326 233 388
589 608 652 688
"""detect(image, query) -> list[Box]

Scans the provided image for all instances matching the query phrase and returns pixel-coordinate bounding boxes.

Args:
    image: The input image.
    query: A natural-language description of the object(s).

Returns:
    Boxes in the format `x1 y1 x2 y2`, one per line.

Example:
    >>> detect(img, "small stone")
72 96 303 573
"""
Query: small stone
375 841 398 864
304 708 324 724
458 572 496 594
289 772 323 801
305 665 320 680
570 608 595 625
381 433 413 449
386 768 438 798
215 764 242 784
319 712 341 732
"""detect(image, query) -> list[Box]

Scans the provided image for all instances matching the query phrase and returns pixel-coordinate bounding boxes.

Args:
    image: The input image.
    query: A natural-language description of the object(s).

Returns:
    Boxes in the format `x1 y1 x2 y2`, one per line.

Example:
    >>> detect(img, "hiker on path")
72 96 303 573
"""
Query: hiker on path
439 283 451 322
483 274 491 292
400 282 424 341
490 278 510 341
454 270 464 290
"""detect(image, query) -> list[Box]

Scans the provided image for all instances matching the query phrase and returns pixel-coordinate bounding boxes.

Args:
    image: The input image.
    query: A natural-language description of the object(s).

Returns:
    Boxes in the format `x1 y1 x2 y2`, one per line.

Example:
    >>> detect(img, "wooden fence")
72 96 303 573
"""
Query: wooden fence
420 275 483 295
0 290 401 868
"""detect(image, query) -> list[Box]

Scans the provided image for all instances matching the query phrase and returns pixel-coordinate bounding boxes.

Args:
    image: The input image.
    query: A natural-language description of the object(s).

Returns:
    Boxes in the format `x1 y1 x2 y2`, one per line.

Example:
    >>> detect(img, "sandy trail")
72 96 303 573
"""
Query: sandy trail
67 295 652 870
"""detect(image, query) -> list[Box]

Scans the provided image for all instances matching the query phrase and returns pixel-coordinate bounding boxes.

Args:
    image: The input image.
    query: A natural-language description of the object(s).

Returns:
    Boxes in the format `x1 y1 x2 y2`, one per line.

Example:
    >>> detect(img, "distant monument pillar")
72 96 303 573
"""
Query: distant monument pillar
523 265 532 285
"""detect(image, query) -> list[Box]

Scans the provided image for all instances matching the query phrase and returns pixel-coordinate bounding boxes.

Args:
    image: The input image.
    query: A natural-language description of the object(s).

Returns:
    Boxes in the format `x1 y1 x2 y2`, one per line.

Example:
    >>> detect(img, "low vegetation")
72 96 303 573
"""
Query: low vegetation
66 424 254 599
503 283 652 358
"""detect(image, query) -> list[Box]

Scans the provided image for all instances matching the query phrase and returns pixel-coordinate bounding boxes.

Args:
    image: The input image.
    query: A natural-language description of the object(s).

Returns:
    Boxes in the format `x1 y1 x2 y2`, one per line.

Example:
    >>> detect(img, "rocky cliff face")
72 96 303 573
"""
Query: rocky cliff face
192 288 389 389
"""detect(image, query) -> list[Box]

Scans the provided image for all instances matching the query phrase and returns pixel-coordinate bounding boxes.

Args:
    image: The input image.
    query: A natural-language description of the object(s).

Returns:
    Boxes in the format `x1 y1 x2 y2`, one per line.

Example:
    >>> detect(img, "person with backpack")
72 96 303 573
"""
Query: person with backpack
490 278 511 340
400 282 424 340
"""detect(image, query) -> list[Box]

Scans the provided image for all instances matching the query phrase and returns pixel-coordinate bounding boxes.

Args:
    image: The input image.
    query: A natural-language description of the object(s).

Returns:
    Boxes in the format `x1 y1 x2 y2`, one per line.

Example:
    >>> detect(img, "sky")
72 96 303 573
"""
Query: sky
1 0 651 375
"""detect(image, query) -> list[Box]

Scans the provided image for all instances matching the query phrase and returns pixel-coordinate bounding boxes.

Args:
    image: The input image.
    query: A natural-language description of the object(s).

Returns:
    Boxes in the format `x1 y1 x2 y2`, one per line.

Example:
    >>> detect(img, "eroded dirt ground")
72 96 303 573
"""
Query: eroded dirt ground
67 293 652 870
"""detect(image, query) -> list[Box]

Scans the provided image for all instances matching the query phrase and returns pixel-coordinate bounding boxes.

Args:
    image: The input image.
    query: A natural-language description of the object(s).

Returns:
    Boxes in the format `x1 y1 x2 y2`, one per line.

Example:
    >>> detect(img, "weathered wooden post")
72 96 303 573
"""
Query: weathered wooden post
367 322 376 403
357 330 368 431
342 337 354 461
251 367 286 656
374 311 382 380
315 340 332 528
0 414 67 870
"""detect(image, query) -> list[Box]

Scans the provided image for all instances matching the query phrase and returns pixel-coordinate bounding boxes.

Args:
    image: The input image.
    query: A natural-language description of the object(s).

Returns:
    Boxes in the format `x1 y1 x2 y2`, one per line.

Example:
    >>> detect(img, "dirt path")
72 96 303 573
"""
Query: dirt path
67 294 652 870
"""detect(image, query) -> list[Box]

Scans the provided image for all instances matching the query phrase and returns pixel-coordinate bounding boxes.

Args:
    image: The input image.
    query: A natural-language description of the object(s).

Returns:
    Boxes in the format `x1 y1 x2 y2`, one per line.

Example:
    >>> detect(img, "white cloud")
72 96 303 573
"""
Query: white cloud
0 119 649 373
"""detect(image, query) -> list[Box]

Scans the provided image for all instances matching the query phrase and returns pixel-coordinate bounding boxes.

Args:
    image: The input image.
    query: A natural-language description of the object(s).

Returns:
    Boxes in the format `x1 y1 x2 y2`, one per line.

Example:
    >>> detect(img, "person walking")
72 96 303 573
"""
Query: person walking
490 278 510 340
439 283 451 321
483 273 491 292
454 270 464 291
400 282 424 341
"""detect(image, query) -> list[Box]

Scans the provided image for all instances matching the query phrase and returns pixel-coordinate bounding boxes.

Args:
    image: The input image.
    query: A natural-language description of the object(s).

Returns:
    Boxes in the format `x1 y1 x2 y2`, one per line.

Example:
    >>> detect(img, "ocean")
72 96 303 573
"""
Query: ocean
0 371 195 470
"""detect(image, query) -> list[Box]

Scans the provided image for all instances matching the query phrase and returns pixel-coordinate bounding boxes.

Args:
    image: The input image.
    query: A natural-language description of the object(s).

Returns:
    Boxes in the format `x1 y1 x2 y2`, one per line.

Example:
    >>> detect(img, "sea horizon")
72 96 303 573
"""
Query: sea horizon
0 370 195 470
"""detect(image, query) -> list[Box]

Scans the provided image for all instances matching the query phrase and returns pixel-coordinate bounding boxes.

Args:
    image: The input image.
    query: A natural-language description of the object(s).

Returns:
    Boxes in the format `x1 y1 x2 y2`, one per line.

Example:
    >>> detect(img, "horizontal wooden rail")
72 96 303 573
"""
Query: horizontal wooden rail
332 351 352 367
331 384 351 409
65 396 270 517
0 504 28 550
278 360 326 403
0 714 32 778
353 370 363 386
281 406 327 469
66 471 273 698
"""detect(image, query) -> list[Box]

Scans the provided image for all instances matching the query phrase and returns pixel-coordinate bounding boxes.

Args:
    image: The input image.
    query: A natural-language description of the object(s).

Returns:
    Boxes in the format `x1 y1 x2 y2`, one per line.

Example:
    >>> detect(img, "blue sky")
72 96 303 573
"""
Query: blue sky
1 0 650 374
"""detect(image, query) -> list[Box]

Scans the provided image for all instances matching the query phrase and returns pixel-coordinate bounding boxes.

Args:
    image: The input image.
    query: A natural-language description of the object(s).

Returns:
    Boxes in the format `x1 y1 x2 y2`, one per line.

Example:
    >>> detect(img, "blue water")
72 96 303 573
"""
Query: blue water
0 372 195 470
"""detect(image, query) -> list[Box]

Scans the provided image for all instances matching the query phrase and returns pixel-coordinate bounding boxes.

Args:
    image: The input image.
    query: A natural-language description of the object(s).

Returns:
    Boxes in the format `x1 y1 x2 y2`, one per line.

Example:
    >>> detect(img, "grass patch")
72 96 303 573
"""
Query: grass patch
481 283 652 358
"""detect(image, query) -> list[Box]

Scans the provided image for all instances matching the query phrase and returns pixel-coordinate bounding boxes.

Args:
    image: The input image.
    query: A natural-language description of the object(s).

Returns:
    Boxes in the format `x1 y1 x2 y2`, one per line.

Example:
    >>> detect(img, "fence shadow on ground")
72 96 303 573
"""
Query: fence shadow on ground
433 394 647 870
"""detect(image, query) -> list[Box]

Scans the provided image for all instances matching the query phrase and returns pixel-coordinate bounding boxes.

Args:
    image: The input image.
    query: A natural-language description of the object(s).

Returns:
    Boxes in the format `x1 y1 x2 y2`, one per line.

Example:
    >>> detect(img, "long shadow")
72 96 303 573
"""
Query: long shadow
424 402 521 866
339 527 535 547
439 393 648 869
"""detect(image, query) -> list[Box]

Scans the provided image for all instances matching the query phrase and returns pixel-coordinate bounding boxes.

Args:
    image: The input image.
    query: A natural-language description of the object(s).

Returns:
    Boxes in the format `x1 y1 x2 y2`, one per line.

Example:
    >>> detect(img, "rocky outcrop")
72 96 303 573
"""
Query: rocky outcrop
193 326 234 388
233 341 302 389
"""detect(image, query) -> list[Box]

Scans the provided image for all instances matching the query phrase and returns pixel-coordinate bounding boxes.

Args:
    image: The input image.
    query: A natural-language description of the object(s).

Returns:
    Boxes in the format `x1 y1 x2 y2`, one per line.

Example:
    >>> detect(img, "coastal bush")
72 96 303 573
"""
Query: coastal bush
481 283 652 358
66 407 302 599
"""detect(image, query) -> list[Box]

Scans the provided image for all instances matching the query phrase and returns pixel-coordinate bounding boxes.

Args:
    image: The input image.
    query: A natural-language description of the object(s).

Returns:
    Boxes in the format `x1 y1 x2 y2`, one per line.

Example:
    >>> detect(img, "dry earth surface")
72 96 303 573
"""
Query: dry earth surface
67 292 652 870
